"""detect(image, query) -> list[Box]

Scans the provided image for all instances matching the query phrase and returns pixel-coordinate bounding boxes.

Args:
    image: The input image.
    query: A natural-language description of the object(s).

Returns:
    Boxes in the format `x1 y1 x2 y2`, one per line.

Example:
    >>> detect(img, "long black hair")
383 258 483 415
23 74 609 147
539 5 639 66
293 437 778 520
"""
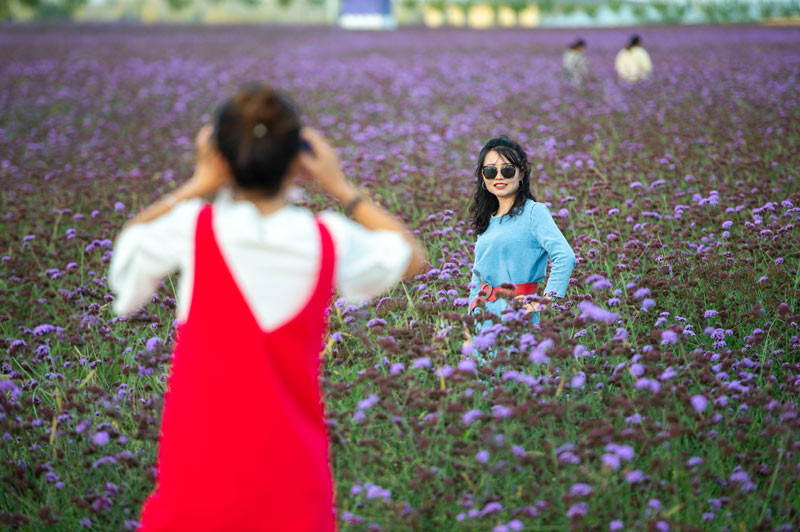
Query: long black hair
469 136 535 235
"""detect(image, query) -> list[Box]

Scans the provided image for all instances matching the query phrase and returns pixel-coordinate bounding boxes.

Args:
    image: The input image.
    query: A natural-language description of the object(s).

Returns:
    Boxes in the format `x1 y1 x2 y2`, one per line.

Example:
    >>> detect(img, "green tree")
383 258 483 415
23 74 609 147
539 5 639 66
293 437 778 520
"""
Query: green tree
166 0 193 11
583 3 599 18
606 0 622 14
536 0 553 14
5 0 89 19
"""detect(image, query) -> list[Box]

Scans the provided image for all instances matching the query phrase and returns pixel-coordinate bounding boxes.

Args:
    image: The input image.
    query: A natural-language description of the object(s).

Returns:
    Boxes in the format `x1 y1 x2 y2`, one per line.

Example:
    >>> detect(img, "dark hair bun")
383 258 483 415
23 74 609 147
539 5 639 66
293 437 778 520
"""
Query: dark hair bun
214 83 302 197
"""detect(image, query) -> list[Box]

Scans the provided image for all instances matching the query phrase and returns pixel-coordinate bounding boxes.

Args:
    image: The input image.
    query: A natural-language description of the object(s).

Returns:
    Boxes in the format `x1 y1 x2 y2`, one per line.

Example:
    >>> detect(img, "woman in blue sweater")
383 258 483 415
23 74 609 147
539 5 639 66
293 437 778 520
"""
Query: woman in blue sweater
468 136 576 324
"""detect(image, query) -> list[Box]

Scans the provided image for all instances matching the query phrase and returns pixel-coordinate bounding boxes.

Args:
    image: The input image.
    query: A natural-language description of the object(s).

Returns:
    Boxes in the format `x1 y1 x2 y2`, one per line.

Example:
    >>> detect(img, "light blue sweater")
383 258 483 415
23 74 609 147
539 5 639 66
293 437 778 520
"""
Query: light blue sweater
469 199 576 317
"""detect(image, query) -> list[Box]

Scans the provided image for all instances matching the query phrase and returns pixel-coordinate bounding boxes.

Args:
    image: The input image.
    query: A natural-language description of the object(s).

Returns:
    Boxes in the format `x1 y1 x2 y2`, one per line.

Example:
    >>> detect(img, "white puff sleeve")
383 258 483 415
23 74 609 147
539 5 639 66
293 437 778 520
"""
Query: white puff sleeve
318 212 412 303
108 199 203 315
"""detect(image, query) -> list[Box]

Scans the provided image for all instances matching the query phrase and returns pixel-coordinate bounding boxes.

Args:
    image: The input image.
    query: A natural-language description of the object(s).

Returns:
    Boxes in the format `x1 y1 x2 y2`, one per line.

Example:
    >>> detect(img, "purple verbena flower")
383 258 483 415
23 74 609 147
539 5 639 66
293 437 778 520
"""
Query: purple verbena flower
577 301 619 323
529 338 553 364
357 394 380 410
492 405 512 419
569 483 594 496
633 287 651 299
573 344 589 358
691 395 708 413
571 372 586 389
606 443 635 461
0 380 21 400
412 357 431 369
659 366 677 380
635 377 661 394
457 358 477 374
625 470 645 483
602 453 620 469
660 330 679 345
480 502 503 516
566 501 589 518
462 409 482 425
145 337 162 351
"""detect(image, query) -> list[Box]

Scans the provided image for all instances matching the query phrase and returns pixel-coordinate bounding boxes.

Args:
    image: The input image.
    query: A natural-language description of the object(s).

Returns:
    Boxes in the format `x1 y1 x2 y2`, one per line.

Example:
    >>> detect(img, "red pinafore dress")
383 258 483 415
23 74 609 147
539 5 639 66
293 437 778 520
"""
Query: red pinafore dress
138 205 337 532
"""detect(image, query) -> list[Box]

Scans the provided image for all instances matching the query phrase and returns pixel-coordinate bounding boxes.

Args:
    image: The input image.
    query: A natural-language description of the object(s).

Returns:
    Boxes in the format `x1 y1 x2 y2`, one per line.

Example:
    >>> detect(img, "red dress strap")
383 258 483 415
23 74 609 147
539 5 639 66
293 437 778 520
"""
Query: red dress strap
312 216 335 312
138 205 338 532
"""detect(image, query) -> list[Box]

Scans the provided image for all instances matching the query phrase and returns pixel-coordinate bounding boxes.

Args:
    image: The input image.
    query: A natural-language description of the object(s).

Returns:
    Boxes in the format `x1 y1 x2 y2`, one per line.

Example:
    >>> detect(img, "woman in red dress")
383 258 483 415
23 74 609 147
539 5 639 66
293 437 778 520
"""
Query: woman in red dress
109 84 426 531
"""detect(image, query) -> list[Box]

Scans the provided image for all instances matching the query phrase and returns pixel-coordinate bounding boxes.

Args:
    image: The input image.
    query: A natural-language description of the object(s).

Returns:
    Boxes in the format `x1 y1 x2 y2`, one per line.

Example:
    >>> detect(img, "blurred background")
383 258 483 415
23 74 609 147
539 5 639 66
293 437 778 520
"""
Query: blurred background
2 0 799 27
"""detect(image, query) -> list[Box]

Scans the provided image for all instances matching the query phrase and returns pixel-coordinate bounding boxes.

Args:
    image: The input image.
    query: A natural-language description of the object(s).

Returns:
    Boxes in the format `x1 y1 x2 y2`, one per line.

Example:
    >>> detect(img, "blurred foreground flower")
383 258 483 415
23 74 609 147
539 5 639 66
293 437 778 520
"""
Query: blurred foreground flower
577 301 619 323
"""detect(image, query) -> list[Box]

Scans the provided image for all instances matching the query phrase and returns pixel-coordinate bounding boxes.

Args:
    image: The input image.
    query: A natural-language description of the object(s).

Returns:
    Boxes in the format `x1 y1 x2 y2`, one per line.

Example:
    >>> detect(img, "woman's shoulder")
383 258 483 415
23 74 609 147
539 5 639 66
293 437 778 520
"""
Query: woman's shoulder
122 197 203 240
211 194 318 244
317 210 358 235
173 197 205 215
494 198 541 225
524 198 547 214
316 211 407 252
526 200 556 221
317 210 374 248
214 191 315 225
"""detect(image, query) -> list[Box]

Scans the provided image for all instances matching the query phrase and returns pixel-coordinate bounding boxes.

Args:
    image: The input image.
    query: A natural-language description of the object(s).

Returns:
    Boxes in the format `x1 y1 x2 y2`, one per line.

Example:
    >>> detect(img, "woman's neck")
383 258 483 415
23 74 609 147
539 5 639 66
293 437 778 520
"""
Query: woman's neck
495 195 516 217
232 187 288 216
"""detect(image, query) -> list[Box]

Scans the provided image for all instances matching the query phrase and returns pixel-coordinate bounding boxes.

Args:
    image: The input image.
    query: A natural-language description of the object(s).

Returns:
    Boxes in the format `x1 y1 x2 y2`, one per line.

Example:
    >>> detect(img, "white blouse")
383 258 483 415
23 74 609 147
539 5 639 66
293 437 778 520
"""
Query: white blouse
614 46 653 83
109 189 412 331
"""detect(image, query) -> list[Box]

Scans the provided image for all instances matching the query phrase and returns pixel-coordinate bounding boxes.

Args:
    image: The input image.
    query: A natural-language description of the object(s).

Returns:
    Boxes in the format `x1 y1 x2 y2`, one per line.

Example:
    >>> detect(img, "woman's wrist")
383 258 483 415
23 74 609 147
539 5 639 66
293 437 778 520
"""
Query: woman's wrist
331 182 359 205
343 194 364 217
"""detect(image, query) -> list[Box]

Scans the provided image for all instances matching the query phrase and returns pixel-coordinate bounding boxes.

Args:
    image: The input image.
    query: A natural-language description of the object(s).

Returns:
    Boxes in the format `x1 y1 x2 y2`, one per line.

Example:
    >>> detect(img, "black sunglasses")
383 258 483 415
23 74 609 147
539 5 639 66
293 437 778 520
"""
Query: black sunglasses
482 164 517 180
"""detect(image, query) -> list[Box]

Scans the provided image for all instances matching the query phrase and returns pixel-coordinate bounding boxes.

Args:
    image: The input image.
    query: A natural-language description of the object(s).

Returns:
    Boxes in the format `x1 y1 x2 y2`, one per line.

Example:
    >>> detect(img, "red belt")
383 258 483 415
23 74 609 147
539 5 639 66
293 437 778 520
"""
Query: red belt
469 281 539 313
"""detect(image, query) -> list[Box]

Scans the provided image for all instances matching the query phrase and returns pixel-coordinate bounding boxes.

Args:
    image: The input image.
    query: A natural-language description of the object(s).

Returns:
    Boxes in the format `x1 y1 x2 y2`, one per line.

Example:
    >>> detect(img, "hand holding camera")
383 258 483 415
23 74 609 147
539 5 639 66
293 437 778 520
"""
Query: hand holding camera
297 127 358 205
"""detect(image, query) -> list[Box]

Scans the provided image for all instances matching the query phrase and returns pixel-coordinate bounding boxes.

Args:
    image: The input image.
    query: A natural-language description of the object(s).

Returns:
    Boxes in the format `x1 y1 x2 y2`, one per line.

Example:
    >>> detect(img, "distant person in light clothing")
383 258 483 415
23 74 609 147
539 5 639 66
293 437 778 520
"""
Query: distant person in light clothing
563 38 589 86
615 34 652 83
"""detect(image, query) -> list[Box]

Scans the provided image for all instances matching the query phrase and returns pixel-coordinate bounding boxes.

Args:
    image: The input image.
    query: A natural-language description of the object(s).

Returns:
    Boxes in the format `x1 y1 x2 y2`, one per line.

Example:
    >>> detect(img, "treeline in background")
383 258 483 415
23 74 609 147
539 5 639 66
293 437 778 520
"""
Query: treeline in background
3 0 800 30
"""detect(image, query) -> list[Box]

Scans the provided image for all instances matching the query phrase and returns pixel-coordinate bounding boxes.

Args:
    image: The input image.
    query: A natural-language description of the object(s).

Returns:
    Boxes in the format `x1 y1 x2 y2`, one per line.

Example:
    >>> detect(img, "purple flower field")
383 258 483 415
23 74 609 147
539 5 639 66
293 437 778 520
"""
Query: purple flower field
1 23 800 530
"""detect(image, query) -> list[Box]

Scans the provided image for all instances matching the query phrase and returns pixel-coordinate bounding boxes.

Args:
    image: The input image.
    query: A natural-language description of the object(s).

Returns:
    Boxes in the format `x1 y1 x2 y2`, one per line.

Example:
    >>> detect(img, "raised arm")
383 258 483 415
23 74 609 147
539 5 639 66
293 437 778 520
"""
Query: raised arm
121 125 230 232
298 127 427 278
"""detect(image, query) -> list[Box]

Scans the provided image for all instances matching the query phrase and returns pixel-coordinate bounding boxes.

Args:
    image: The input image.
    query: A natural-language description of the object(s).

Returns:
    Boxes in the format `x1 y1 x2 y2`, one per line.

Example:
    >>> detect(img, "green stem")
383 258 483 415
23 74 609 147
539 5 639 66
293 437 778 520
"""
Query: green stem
758 436 786 522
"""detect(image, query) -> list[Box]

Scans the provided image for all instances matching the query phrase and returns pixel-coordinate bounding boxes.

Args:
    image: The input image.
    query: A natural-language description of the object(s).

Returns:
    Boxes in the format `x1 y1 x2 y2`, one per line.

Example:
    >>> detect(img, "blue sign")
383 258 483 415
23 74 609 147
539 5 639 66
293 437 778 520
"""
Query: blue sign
340 0 391 15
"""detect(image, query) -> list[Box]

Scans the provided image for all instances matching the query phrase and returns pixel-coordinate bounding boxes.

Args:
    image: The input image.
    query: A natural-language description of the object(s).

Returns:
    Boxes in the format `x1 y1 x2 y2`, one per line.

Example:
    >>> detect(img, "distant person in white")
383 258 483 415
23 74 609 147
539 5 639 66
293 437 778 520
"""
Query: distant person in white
615 34 652 83
563 38 589 86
